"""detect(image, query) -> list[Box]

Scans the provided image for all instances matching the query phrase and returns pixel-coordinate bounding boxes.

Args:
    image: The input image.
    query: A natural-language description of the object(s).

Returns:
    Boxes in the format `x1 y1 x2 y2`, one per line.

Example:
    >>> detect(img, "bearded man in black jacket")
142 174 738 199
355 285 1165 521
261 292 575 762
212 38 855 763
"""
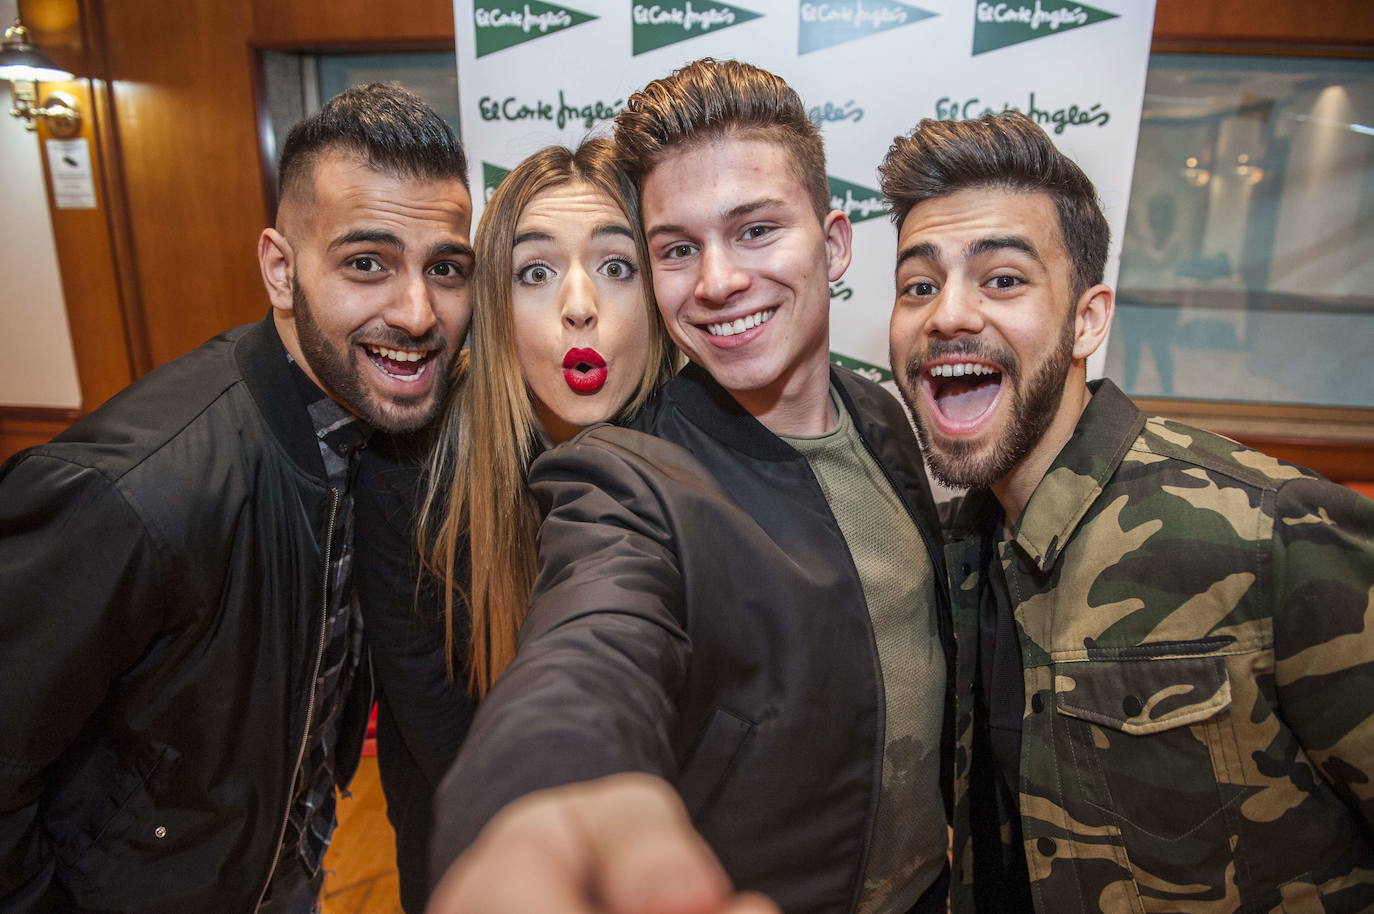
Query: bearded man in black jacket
0 84 473 913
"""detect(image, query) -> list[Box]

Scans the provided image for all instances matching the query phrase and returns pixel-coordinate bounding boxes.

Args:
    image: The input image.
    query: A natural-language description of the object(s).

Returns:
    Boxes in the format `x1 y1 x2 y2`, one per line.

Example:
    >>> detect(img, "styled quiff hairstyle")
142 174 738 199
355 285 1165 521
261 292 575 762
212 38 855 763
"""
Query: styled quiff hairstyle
615 58 829 220
879 112 1108 298
417 138 677 697
277 82 468 203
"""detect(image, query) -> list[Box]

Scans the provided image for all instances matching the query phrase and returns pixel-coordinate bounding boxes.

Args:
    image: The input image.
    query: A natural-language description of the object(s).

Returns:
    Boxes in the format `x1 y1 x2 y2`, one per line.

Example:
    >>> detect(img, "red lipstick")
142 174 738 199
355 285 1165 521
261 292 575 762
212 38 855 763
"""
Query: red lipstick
562 347 608 393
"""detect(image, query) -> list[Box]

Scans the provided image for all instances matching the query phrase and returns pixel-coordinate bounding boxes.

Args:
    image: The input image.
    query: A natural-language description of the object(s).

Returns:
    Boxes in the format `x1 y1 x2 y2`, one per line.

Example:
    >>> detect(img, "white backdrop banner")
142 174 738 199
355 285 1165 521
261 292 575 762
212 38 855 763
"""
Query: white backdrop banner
452 0 1156 382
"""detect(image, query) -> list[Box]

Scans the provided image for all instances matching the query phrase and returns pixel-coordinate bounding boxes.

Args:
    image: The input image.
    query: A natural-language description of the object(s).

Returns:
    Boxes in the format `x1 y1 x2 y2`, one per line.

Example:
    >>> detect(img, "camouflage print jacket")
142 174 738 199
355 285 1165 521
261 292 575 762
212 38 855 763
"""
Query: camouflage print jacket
944 379 1374 914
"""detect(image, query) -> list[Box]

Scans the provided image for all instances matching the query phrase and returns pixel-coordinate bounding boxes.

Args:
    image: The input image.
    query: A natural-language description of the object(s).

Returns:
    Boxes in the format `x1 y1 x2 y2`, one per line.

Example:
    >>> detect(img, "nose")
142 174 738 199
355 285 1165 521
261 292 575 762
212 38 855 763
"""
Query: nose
561 266 598 330
388 274 439 339
924 277 984 340
695 244 749 305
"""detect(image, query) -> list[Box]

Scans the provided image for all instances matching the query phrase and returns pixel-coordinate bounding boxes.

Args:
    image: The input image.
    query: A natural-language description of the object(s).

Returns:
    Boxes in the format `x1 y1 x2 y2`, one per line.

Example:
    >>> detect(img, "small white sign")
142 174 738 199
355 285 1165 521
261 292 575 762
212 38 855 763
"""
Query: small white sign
45 138 97 209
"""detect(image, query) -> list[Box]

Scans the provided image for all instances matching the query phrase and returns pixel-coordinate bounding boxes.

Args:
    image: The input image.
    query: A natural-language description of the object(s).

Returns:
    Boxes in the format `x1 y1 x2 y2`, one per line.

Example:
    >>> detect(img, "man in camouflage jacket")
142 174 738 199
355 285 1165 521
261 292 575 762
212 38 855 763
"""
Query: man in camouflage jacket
881 112 1374 913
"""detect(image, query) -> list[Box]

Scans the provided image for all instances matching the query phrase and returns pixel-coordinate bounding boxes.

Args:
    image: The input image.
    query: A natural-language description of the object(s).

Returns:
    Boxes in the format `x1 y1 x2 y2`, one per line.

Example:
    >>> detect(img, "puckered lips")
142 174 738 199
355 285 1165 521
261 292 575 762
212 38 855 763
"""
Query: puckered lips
563 347 607 393
697 306 776 349
920 357 1005 437
361 343 436 384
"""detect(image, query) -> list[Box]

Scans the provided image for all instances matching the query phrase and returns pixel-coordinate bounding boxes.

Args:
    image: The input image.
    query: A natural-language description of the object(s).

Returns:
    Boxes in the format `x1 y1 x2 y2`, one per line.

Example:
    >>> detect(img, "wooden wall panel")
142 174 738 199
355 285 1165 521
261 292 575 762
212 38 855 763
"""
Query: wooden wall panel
98 1 269 368
253 0 454 46
1154 0 1374 46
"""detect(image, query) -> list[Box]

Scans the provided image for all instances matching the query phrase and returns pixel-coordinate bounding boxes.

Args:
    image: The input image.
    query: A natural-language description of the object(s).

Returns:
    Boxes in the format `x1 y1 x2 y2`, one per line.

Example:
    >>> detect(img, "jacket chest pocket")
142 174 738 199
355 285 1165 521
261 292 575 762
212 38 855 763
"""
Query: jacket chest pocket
1049 649 1247 882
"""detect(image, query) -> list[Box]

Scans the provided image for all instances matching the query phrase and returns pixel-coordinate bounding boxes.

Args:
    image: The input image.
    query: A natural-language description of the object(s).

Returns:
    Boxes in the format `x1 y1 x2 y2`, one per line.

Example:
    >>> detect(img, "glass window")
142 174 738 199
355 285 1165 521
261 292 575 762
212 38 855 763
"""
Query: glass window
1105 54 1374 410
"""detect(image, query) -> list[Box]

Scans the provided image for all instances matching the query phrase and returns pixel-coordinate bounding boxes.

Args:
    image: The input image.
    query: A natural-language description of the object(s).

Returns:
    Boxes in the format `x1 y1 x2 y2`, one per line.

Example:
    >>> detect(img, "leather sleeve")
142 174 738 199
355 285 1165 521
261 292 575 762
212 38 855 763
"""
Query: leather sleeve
428 429 689 881
0 453 167 908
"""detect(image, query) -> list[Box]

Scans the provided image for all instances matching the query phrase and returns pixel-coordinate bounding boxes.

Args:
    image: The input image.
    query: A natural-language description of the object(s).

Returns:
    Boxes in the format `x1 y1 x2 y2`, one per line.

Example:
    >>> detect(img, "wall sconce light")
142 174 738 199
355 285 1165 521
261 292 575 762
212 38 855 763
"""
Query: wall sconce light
0 14 80 136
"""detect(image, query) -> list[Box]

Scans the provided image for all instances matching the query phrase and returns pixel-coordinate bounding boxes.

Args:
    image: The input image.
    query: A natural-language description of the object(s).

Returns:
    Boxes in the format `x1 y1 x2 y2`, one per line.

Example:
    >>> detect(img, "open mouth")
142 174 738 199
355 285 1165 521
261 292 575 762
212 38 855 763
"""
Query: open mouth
921 360 1004 433
563 347 607 393
362 343 433 382
704 307 775 338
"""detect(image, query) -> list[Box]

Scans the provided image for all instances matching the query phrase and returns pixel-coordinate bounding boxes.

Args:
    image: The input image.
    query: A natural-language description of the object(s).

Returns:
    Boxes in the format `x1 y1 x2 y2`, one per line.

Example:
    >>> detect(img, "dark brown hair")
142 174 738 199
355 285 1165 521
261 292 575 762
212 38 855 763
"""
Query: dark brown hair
879 112 1108 297
615 58 829 220
278 82 467 203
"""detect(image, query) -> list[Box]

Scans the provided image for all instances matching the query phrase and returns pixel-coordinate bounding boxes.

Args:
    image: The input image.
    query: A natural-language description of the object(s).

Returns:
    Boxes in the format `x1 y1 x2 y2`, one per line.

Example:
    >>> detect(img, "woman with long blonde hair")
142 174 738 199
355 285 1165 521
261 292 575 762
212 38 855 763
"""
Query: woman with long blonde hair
355 136 676 913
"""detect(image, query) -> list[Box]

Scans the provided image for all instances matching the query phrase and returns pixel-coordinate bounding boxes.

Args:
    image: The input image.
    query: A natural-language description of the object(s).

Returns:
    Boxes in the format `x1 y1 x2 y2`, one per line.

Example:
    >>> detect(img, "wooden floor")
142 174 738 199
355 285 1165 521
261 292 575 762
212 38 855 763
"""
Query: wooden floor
321 756 406 914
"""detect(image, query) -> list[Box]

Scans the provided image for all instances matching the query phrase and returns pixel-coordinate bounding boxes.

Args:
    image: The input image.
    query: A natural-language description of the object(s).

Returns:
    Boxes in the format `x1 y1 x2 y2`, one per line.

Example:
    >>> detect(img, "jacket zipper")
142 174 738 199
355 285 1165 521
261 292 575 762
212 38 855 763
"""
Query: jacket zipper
252 487 340 911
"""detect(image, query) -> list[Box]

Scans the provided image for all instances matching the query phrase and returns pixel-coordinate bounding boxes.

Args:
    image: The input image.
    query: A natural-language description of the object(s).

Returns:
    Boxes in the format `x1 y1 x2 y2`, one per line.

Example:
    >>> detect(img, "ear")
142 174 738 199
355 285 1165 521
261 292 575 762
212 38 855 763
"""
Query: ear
258 228 295 314
821 209 853 284
1072 283 1114 361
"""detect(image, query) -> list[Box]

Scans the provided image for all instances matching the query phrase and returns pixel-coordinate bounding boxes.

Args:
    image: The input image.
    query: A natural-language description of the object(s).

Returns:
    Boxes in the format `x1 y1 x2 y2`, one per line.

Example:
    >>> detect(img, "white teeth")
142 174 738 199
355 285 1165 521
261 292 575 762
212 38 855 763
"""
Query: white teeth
367 345 426 362
928 362 997 378
706 308 775 337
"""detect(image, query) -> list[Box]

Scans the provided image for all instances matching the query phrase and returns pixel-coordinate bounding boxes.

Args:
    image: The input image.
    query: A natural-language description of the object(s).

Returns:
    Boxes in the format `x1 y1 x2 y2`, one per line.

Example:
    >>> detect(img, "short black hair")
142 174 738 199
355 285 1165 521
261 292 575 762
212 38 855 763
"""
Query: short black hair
879 112 1108 298
278 83 468 202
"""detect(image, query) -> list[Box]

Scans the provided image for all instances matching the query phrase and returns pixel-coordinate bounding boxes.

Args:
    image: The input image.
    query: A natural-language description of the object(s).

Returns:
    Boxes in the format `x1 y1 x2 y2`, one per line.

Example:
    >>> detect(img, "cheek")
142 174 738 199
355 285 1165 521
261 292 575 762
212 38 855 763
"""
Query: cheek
606 287 653 368
510 293 558 374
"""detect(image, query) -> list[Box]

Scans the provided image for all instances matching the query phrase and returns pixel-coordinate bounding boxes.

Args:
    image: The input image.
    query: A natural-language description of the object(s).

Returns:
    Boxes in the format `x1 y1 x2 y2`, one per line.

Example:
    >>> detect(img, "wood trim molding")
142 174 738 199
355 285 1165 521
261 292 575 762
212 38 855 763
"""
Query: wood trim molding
0 406 83 462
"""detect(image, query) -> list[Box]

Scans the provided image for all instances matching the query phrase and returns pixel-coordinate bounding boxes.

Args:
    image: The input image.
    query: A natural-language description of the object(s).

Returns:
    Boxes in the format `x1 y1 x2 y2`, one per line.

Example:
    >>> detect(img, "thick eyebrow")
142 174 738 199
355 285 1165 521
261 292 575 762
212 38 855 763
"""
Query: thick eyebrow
329 229 405 252
965 234 1043 265
513 230 552 248
645 198 787 241
593 223 635 241
895 241 942 273
431 240 474 261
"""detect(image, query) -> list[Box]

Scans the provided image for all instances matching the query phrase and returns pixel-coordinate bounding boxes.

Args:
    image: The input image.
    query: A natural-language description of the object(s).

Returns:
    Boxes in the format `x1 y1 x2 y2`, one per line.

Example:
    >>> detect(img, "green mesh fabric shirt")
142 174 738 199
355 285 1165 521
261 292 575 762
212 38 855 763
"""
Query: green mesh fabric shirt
781 388 947 914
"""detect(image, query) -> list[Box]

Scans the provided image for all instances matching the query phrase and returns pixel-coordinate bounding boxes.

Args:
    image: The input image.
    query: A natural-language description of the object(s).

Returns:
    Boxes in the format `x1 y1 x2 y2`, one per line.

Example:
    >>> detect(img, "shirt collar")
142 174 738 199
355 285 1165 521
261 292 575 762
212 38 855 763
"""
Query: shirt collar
287 355 374 461
1009 378 1146 573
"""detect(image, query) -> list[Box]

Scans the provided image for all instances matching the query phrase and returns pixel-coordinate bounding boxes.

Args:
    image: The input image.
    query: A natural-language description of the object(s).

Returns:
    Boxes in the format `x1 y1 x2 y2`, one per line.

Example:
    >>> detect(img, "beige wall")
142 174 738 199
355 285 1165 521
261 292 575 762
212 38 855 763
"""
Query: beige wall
0 0 80 408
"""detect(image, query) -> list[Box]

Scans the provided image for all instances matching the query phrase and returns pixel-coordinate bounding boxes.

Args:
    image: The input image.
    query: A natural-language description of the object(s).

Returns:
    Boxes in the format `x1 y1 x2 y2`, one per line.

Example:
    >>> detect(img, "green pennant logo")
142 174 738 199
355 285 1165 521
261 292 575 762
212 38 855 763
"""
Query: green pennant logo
631 0 763 55
830 352 893 384
473 0 597 57
828 176 890 224
799 0 937 55
972 0 1118 56
482 162 511 201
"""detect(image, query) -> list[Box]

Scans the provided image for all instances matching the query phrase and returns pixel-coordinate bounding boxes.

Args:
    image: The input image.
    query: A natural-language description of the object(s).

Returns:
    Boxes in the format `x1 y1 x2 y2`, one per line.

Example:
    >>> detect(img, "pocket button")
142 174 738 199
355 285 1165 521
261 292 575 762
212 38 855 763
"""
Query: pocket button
1031 693 1045 713
1122 694 1143 718
1036 837 1057 857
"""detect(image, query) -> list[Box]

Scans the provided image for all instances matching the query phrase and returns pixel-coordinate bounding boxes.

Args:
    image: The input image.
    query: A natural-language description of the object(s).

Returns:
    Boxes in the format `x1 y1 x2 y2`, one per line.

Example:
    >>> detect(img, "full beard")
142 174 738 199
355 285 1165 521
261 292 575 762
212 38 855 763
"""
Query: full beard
900 317 1075 491
292 277 450 433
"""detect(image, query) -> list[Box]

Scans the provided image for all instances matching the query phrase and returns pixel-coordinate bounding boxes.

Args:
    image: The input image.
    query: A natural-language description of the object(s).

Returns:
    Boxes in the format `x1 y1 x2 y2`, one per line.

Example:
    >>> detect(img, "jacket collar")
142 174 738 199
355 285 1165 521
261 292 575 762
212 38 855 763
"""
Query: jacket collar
233 313 330 482
661 361 814 461
1010 378 1146 572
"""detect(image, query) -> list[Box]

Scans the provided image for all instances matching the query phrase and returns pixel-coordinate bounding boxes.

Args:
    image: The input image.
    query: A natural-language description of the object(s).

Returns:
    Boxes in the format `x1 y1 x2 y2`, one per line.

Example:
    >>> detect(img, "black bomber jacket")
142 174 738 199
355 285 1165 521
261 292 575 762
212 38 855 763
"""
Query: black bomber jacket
431 362 953 913
0 316 372 912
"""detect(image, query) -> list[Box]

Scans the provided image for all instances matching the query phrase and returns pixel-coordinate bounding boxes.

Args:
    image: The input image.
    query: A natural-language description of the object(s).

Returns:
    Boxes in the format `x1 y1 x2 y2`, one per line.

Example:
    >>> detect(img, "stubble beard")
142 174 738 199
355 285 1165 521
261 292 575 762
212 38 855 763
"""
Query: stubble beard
292 276 450 433
900 314 1076 491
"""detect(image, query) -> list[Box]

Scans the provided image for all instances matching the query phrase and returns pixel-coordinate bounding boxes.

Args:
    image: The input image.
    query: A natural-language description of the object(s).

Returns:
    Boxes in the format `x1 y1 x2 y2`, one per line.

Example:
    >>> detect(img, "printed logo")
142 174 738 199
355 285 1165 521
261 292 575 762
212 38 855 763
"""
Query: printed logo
632 0 763 55
830 352 892 384
972 0 1118 56
935 91 1110 134
809 98 865 125
482 162 511 202
799 0 937 55
829 175 890 225
473 0 597 57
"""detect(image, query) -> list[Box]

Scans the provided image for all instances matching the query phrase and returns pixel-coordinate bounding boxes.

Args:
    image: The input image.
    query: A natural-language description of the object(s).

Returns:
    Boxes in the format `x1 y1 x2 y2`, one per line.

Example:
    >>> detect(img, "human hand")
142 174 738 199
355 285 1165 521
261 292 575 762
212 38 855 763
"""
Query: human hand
426 772 781 914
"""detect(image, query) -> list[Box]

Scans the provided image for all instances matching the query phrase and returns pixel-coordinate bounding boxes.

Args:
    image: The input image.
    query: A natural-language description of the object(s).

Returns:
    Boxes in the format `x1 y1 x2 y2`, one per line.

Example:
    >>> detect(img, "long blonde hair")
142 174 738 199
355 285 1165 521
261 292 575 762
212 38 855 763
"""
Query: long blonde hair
417 138 677 697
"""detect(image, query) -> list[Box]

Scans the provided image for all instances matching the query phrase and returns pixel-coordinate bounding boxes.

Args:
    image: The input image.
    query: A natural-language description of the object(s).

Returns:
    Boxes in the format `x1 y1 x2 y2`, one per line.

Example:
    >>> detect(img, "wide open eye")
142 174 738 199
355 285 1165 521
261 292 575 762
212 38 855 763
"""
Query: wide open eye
517 263 554 285
600 257 637 280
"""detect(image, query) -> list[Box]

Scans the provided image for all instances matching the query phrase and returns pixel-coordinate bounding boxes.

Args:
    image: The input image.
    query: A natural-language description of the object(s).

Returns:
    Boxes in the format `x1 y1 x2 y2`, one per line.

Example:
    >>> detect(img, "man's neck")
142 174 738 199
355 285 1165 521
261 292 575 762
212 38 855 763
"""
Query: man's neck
990 374 1093 527
728 354 838 437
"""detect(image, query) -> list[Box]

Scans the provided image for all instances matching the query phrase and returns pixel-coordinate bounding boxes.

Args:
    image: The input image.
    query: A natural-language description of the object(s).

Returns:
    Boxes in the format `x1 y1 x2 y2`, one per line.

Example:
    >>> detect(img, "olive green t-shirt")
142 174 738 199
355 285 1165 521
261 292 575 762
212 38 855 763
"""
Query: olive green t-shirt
780 389 946 914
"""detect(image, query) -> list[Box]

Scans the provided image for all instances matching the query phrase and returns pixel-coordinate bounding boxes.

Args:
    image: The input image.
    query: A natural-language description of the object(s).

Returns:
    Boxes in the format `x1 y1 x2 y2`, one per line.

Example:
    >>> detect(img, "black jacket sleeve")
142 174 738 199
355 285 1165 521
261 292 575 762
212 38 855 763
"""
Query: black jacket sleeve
0 454 168 909
428 428 689 880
